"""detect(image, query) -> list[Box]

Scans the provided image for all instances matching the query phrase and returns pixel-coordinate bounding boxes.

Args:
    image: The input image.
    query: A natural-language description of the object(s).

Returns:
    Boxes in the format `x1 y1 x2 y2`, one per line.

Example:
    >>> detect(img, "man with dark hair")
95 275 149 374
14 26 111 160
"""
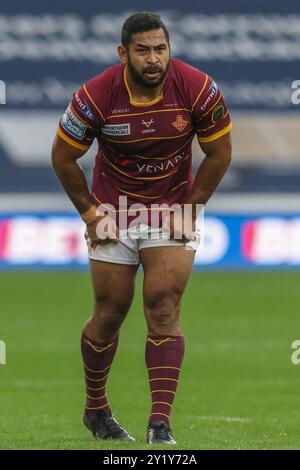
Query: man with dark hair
52 11 232 445
121 11 170 49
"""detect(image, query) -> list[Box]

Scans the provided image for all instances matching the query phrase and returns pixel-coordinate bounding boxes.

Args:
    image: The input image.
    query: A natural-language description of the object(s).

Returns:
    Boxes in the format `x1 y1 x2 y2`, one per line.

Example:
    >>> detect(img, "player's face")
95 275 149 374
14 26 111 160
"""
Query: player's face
124 29 170 89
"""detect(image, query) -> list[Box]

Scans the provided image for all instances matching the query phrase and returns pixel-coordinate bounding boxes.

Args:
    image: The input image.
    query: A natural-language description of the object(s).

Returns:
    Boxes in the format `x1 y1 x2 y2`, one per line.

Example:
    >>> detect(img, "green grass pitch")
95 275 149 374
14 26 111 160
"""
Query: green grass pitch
0 271 300 450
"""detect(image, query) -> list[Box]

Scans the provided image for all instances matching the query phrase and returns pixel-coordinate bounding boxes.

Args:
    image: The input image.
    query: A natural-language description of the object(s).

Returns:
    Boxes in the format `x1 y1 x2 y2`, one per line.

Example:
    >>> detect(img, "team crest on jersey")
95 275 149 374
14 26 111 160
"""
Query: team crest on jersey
172 114 188 132
212 103 225 123
102 123 131 136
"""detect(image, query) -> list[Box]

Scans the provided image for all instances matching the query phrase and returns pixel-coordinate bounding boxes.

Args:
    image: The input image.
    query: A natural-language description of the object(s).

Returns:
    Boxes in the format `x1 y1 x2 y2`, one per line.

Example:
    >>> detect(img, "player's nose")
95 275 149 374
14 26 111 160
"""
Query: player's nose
147 49 159 64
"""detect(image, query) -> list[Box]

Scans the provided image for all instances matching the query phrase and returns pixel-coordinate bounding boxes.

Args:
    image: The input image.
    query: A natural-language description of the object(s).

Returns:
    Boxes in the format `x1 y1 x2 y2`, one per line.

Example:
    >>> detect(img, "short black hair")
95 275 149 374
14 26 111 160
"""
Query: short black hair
121 12 170 48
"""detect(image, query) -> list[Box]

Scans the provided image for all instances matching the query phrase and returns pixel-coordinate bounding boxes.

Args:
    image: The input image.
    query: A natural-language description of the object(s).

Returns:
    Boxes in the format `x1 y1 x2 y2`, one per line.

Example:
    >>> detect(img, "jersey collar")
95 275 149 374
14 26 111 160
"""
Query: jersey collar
123 64 170 108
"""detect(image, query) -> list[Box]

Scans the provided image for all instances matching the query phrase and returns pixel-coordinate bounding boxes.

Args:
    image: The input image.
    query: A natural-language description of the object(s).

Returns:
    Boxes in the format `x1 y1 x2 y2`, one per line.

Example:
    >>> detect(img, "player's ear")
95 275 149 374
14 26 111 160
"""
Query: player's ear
118 45 128 64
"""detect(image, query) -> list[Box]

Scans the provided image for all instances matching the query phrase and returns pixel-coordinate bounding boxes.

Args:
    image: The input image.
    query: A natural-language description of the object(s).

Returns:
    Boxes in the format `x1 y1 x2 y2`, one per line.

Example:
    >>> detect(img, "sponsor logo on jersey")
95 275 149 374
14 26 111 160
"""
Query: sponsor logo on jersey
75 92 96 121
111 108 130 115
172 114 189 132
200 81 218 111
136 154 185 174
142 118 154 128
102 123 131 136
141 118 155 134
60 105 87 140
212 103 225 123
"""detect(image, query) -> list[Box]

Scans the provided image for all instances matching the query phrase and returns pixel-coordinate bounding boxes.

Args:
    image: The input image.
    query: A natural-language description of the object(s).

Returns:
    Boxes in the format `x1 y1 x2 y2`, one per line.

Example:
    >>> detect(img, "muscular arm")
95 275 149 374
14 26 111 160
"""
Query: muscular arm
51 134 95 214
185 132 232 216
167 132 232 241
52 133 118 243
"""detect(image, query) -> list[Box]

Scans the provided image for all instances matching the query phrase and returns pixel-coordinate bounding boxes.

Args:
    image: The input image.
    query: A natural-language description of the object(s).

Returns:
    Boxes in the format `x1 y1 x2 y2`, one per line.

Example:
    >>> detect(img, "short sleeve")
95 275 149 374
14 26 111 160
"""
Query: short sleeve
192 75 232 143
57 86 100 150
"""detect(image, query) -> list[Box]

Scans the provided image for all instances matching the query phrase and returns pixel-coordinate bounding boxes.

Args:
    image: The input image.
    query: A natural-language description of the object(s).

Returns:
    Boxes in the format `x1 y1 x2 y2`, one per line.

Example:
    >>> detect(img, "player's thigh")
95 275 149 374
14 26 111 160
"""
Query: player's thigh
140 246 195 306
89 259 139 313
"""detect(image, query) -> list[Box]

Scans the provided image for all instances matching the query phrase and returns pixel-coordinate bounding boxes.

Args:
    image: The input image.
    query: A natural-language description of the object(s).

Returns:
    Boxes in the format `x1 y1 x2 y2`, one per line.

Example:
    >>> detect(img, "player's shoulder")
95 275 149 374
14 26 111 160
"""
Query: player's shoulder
84 63 123 98
171 58 206 77
171 59 207 86
170 59 210 108
76 63 123 122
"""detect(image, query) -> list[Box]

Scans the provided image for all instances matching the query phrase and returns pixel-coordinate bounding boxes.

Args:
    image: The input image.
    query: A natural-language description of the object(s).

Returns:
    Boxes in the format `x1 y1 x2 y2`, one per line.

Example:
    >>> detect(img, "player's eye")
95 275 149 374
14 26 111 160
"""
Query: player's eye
154 48 164 55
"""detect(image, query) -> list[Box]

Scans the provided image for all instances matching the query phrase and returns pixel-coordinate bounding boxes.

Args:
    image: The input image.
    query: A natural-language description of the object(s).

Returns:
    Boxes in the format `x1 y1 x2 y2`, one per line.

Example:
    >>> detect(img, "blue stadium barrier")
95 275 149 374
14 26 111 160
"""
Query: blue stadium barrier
0 213 299 270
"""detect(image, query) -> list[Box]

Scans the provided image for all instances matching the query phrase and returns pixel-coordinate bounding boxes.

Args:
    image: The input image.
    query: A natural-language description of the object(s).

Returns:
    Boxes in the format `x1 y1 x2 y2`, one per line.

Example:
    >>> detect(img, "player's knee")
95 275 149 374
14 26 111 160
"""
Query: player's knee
92 294 132 338
151 306 177 330
100 311 123 333
145 291 179 330
91 309 125 339
144 283 184 311
94 292 132 318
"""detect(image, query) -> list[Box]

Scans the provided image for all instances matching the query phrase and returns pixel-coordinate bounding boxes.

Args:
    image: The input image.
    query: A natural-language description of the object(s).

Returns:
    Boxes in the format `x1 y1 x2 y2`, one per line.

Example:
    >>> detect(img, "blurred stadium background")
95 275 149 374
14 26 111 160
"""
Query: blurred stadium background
1 0 300 450
0 0 299 269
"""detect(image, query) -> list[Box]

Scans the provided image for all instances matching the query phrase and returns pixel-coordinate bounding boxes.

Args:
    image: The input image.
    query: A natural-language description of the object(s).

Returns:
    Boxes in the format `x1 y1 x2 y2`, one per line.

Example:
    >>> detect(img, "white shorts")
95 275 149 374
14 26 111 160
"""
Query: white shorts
85 223 201 265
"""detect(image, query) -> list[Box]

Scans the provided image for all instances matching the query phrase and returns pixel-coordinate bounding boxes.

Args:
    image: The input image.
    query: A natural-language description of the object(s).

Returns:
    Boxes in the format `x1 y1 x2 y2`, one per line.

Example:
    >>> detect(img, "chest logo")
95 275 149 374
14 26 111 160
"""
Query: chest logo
142 118 154 128
172 114 188 132
141 118 155 134
102 123 131 136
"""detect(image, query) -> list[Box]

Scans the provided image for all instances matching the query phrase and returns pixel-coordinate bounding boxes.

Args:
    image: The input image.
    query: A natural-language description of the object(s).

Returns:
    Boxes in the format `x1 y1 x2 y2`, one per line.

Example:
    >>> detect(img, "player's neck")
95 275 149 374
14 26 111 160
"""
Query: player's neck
125 67 165 104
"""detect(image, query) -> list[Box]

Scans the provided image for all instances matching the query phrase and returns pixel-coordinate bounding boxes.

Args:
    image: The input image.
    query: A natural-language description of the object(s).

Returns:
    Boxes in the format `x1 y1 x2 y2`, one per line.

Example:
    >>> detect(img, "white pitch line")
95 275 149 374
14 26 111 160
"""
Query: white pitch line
11 379 82 388
197 416 252 423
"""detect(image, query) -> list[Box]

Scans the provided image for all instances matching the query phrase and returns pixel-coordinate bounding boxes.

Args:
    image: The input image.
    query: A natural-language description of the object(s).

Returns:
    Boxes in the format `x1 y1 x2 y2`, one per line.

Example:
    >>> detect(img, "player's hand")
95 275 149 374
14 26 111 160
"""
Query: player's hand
86 214 119 248
163 209 196 243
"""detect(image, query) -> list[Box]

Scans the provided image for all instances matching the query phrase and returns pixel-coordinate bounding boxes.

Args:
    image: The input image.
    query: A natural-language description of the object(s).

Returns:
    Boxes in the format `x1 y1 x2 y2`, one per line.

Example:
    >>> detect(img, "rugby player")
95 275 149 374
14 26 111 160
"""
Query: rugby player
51 12 232 445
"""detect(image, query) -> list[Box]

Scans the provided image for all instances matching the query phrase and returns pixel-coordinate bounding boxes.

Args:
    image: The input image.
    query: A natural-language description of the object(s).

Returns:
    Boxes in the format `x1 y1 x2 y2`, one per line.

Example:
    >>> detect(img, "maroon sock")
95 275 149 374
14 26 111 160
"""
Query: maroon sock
145 335 185 426
81 332 119 416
